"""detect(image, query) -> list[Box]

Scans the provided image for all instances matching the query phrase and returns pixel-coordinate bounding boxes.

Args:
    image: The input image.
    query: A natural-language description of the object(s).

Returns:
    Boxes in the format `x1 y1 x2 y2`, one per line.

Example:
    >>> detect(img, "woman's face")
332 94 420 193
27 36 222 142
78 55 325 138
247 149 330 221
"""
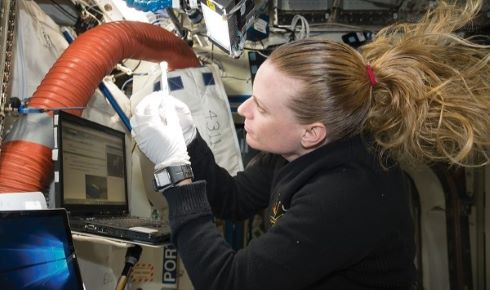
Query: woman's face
238 60 308 161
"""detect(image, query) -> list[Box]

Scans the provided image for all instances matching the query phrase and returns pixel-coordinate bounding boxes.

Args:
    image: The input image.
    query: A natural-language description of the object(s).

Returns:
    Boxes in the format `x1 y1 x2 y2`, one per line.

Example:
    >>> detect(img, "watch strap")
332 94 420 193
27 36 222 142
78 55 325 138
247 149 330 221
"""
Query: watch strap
153 164 193 192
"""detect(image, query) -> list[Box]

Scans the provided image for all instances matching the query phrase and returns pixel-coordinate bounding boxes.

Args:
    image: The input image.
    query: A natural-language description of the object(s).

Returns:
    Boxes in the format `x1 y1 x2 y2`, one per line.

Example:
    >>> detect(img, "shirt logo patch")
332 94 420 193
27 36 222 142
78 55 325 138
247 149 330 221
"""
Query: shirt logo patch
270 192 288 225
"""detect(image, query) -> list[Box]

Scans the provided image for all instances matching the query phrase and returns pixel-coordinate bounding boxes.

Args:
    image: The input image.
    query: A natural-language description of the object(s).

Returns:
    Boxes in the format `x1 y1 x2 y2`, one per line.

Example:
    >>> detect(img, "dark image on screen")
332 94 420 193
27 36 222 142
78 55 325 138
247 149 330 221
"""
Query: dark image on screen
85 175 108 199
0 211 83 290
106 151 124 178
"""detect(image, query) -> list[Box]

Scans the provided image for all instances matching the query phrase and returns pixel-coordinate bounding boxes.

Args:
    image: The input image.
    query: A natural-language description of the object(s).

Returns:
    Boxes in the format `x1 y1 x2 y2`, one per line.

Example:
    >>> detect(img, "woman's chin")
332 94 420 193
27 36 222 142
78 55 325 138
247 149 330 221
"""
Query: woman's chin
245 135 260 151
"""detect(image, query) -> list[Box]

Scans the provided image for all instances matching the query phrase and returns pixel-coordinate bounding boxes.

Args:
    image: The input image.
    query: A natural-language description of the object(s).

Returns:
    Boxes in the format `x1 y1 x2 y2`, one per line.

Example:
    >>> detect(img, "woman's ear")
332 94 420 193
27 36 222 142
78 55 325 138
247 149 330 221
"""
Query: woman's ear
301 123 327 149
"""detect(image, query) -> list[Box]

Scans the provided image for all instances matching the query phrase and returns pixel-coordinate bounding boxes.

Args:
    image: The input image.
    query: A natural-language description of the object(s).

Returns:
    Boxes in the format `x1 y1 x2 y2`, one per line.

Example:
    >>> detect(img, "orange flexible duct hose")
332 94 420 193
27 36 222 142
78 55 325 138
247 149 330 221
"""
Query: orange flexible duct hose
29 21 200 112
0 142 52 191
0 21 200 193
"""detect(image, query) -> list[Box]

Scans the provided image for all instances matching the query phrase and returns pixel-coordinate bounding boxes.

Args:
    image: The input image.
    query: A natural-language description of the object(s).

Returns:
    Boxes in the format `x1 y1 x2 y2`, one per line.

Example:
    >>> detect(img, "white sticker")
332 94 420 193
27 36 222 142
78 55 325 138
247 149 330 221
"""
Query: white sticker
25 201 43 209
52 148 58 161
129 226 158 233
53 128 58 148
162 243 178 288
357 32 366 42
187 0 199 8
240 2 246 15
254 18 267 34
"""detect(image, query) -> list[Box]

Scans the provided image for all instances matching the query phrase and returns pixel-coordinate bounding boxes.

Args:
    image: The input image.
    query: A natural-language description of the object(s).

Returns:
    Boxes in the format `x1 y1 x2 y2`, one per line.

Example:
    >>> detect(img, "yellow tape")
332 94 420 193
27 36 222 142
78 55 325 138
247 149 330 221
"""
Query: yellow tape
206 0 216 11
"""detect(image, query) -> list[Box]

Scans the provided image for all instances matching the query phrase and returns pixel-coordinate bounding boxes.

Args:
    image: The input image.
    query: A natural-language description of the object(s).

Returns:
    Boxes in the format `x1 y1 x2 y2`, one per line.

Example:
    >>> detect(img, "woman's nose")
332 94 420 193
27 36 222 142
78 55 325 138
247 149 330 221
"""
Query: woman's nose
237 97 252 118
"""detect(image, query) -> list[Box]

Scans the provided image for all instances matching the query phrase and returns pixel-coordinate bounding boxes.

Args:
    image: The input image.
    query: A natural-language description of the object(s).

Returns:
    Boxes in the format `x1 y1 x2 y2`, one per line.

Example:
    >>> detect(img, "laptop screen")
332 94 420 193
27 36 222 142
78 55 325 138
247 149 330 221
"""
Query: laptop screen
0 209 84 290
54 111 128 216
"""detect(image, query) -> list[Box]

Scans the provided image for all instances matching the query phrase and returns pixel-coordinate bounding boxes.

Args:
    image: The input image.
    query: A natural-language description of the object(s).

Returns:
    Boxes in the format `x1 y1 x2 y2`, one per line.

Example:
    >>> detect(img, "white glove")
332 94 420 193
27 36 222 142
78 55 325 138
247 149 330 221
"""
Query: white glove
162 96 196 145
158 62 196 145
131 91 190 170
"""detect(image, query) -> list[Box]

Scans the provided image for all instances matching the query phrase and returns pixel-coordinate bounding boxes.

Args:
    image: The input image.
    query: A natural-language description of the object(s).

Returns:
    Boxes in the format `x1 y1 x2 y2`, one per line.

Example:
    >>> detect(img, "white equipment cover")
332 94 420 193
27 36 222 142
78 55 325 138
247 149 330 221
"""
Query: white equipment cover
12 0 68 102
131 64 244 176
167 65 244 175
0 192 47 210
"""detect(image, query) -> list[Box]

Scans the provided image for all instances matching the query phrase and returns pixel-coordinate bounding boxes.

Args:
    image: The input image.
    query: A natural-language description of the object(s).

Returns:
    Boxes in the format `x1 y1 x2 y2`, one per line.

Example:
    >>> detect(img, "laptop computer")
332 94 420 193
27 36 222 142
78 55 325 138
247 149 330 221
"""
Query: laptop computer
0 208 85 290
52 111 170 245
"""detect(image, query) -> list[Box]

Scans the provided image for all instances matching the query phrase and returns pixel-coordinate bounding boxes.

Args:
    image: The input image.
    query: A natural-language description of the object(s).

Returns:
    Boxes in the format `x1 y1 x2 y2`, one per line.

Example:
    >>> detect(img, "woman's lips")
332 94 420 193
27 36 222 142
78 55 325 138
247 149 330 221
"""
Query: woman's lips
243 123 251 134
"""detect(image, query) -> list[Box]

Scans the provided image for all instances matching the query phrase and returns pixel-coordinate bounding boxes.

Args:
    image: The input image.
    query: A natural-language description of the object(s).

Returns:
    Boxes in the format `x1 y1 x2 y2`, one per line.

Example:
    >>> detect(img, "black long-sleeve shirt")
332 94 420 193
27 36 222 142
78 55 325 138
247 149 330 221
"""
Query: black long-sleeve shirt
163 132 416 290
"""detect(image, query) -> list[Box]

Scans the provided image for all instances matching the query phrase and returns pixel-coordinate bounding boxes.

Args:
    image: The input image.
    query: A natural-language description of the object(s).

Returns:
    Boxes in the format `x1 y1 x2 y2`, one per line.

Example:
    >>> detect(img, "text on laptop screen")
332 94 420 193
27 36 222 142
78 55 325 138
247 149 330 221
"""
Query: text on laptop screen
0 209 84 290
57 112 128 211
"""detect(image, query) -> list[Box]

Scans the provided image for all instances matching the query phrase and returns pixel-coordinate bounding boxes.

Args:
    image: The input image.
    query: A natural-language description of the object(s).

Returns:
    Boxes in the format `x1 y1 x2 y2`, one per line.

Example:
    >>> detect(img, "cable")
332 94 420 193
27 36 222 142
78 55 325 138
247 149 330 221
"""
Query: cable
48 0 78 20
115 245 143 290
121 77 134 92
165 7 186 38
291 14 310 40
114 60 144 78
6 97 86 114
81 8 102 25
359 0 406 9
243 48 269 58
227 0 247 17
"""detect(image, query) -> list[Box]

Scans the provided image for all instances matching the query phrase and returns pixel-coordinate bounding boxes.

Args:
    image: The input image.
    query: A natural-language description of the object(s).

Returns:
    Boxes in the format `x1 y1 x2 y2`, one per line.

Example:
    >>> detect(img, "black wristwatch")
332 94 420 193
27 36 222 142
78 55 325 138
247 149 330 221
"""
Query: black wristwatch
153 164 194 192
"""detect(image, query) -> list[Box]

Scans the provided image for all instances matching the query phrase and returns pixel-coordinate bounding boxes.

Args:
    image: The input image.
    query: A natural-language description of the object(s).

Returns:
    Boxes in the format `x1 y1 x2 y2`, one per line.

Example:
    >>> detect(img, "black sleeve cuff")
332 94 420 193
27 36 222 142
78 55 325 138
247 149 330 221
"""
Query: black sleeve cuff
187 130 214 163
163 180 212 232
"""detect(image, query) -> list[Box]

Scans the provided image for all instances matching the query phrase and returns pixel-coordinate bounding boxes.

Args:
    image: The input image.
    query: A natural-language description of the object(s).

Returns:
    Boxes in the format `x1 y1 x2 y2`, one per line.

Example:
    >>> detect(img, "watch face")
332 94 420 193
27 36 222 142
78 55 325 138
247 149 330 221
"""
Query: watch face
154 169 172 189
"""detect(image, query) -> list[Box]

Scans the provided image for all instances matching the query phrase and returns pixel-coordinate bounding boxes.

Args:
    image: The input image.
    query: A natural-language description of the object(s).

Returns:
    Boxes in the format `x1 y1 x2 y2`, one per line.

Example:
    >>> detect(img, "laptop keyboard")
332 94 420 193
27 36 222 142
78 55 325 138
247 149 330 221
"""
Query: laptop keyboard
68 216 171 244
94 217 164 228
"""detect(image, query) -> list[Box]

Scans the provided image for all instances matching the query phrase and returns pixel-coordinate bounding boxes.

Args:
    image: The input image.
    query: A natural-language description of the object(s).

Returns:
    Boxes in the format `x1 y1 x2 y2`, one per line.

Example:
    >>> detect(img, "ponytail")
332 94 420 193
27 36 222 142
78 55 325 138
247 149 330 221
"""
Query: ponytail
361 0 489 166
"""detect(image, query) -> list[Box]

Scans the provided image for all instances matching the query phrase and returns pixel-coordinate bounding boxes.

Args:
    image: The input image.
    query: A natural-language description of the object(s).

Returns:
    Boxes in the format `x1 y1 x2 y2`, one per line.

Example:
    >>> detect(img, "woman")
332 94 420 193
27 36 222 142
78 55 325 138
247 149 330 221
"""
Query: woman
130 0 489 289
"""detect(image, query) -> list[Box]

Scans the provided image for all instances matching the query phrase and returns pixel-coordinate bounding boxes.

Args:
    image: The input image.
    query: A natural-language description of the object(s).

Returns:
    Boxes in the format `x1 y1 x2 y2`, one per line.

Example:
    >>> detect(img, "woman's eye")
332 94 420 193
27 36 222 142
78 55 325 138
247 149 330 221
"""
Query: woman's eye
252 95 266 114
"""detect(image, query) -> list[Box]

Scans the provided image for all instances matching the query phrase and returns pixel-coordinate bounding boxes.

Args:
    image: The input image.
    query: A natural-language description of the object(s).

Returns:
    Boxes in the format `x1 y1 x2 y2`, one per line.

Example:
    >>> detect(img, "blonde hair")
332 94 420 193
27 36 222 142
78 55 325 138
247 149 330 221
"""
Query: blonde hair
269 0 489 167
